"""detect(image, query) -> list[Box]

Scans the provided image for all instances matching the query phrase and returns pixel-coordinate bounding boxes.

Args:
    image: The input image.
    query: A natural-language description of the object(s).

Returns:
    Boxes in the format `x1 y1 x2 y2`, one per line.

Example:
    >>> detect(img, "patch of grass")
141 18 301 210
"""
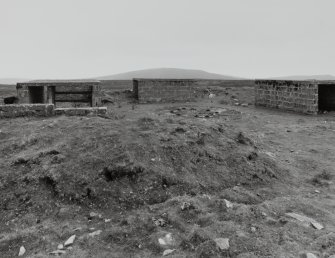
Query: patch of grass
311 170 333 186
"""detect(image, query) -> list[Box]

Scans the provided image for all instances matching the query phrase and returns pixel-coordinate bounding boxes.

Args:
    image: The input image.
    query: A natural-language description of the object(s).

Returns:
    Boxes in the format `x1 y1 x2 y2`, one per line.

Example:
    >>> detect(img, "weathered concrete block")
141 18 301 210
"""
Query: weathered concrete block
133 79 196 103
0 104 55 118
54 107 107 116
254 80 328 114
16 80 104 108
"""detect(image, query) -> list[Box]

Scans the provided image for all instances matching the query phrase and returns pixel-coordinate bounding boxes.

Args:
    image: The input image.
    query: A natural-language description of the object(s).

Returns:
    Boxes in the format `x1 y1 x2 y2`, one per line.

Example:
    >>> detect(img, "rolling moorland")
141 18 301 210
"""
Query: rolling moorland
0 81 334 257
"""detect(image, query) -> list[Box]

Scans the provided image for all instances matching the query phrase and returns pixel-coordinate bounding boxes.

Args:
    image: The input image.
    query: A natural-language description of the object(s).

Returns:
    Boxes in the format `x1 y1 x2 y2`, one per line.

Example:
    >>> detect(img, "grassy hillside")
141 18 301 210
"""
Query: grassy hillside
97 68 243 80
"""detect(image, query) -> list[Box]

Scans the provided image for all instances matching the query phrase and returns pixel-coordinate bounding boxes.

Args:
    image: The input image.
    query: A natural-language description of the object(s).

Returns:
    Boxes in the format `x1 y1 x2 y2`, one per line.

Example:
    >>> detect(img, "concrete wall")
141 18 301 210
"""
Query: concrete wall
54 107 107 116
0 104 54 118
100 79 255 92
255 80 318 114
195 80 255 88
0 104 107 118
133 79 196 103
16 81 102 107
100 80 133 91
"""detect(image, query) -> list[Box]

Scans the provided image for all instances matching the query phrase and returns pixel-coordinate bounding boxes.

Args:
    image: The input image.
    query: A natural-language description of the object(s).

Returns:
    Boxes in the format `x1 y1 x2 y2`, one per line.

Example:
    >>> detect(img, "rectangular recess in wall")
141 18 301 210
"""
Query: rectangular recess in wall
318 84 335 111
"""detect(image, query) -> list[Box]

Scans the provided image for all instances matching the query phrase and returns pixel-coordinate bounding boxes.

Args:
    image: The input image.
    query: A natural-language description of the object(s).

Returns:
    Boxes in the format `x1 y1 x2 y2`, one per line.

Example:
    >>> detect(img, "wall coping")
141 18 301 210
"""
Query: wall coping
255 79 335 85
133 78 197 82
17 80 101 88
0 104 54 108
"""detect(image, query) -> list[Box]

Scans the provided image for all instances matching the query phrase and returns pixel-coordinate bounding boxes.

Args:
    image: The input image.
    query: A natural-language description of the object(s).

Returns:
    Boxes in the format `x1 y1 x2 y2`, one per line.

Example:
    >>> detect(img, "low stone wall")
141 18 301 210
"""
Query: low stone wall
255 80 318 114
54 107 107 116
100 79 255 92
194 80 255 88
0 105 107 118
0 104 54 118
133 79 196 103
100 80 133 91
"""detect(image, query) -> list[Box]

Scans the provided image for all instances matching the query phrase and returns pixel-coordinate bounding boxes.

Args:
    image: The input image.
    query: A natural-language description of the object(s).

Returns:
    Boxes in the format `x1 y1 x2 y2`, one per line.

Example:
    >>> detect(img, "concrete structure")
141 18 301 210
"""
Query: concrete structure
133 79 196 103
255 80 335 114
0 104 107 118
16 80 102 107
0 104 54 118
54 107 107 116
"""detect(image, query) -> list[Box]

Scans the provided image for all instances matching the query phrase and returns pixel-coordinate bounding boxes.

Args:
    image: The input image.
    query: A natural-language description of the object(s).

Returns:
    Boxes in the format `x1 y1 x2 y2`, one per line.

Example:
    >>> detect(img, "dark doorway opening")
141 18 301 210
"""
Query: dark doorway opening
28 86 44 103
133 80 139 100
318 84 335 111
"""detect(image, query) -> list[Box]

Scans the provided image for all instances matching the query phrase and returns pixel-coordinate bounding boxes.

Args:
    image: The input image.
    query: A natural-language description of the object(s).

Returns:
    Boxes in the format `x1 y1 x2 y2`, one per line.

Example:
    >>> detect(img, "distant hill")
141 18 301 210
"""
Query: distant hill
96 68 242 80
268 74 335 81
0 78 29 85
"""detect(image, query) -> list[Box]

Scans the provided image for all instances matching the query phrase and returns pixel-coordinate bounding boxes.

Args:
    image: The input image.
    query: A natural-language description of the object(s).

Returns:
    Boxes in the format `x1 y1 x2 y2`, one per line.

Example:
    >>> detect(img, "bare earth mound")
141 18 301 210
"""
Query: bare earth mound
0 86 334 257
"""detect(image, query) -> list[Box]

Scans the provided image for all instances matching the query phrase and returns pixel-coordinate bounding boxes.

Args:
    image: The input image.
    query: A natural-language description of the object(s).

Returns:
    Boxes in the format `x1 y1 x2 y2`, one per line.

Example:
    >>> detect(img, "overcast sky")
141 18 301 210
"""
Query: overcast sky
0 0 334 79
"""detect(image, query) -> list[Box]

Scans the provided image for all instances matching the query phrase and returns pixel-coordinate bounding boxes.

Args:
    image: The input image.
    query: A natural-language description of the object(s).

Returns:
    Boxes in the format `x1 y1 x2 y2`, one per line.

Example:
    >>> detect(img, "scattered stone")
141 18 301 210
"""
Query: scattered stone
64 235 76 247
181 202 194 211
104 219 111 223
67 247 73 250
266 217 278 225
314 190 320 194
224 199 233 208
214 238 230 250
241 103 248 107
163 249 176 256
89 230 102 237
57 244 64 250
311 221 324 230
49 250 66 255
152 217 167 227
158 233 175 246
250 227 256 233
286 213 324 230
89 212 101 219
209 93 215 98
18 246 26 256
300 252 318 258
236 132 253 145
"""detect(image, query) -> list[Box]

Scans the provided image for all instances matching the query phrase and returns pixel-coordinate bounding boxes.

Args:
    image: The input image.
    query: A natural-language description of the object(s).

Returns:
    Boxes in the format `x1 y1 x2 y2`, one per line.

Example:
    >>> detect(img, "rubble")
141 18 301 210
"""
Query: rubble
64 235 76 247
89 230 102 237
163 249 176 256
224 199 233 208
286 213 324 230
18 246 26 256
214 238 230 250
158 233 175 246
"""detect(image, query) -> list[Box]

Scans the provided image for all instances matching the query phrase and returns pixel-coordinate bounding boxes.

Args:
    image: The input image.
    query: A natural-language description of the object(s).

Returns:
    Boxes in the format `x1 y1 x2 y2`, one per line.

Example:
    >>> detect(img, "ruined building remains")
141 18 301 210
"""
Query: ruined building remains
133 79 196 103
255 80 335 114
0 80 106 118
16 80 102 107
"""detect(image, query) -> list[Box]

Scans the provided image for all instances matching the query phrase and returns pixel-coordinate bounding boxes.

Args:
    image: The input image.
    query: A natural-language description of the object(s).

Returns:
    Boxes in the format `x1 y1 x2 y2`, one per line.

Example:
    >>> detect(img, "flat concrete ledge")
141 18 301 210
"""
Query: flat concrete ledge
0 104 107 118
0 104 54 118
54 107 107 116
